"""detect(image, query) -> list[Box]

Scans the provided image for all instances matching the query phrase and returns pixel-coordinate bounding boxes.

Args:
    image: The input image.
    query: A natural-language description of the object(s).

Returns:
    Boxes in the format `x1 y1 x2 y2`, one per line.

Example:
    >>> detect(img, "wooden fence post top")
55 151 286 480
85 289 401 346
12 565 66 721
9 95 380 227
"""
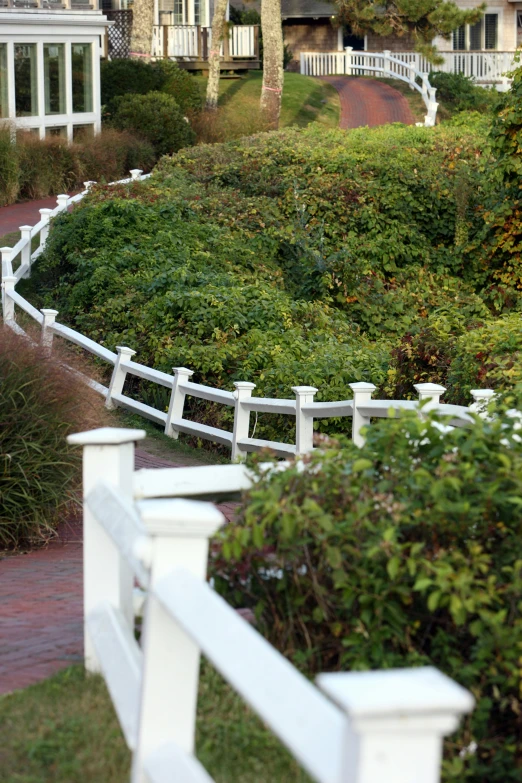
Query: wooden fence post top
137 498 225 538
349 381 376 393
317 666 474 723
233 381 256 391
470 389 495 401
414 383 446 395
173 366 194 377
292 385 318 396
116 345 136 358
67 427 146 446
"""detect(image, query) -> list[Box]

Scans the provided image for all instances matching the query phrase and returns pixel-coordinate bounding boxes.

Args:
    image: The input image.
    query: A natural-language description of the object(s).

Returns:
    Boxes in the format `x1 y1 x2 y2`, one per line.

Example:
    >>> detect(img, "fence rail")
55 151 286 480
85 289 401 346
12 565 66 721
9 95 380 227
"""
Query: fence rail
392 50 516 83
68 425 475 783
1 174 498 460
300 48 439 126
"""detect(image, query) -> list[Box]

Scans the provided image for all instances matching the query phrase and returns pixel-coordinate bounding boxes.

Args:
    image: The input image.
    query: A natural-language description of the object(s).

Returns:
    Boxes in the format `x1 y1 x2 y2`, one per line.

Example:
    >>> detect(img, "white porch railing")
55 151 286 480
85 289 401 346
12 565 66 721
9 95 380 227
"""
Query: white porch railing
67 424 474 783
1 175 497 457
300 48 439 126
151 24 259 59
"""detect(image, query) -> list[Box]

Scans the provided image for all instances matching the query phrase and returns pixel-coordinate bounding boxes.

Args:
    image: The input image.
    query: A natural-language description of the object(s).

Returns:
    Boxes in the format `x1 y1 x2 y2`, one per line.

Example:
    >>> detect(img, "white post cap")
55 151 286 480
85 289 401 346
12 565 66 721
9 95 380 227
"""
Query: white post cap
349 381 376 393
116 345 136 358
470 389 495 401
129 169 143 180
414 383 446 397
292 385 318 395
67 427 146 446
138 498 225 538
19 224 33 232
233 381 256 390
173 366 194 376
41 308 59 317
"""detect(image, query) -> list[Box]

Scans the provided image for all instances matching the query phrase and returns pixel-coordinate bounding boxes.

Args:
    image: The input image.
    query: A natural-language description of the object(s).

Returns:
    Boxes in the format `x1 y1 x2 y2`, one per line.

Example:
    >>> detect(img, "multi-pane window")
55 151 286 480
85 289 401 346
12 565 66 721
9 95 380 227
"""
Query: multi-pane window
14 44 38 117
194 0 206 26
0 44 7 119
44 44 66 115
72 43 93 113
173 0 184 24
453 14 498 50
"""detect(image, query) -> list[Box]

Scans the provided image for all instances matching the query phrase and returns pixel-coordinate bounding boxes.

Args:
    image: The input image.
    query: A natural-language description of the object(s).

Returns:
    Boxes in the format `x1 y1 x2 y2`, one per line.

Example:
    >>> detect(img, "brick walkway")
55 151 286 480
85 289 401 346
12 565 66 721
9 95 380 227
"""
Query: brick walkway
320 76 414 129
0 196 61 238
0 450 239 695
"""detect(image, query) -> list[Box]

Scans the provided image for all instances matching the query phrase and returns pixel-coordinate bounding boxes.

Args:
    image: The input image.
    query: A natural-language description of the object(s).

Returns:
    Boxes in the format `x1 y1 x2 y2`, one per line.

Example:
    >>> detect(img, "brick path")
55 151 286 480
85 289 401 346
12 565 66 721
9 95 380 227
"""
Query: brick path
0 196 61 238
320 76 414 129
0 449 239 695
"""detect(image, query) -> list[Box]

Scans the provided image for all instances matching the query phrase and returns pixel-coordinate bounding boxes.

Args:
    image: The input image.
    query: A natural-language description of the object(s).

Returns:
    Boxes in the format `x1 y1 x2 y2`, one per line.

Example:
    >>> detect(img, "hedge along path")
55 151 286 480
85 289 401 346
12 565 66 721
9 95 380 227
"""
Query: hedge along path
0 448 239 696
319 76 415 129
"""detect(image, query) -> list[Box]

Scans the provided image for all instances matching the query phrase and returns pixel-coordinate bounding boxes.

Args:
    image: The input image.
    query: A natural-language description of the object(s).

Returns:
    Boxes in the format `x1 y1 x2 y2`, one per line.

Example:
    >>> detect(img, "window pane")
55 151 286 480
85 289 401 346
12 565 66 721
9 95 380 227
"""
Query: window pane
0 44 7 119
469 20 482 50
45 125 67 138
44 44 66 115
14 44 37 117
453 26 465 50
485 14 498 50
72 43 93 113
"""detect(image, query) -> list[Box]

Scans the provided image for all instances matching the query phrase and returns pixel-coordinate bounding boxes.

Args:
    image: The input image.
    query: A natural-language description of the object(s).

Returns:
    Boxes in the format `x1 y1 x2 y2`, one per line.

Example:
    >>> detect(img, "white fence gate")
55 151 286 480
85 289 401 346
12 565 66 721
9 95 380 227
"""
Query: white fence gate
69 424 475 783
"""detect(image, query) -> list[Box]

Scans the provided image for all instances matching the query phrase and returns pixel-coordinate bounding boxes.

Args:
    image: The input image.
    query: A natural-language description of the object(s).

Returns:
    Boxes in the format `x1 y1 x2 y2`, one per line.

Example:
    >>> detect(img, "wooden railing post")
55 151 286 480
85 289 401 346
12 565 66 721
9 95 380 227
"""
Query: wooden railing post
223 29 230 62
41 308 58 353
56 194 69 212
383 49 391 77
39 208 53 249
165 367 194 439
349 381 376 447
232 381 256 461
317 667 474 783
345 45 353 76
414 382 446 412
106 346 136 410
1 247 13 317
2 275 16 323
129 169 143 181
469 388 495 417
254 24 259 60
292 385 317 455
132 499 225 778
67 427 146 673
20 225 32 276
163 24 169 58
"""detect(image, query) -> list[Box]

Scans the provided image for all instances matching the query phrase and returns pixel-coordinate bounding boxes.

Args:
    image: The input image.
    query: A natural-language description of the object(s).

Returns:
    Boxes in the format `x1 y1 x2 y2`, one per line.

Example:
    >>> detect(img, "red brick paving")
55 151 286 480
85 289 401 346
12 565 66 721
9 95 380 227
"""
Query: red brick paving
0 450 239 695
320 76 415 129
0 196 63 238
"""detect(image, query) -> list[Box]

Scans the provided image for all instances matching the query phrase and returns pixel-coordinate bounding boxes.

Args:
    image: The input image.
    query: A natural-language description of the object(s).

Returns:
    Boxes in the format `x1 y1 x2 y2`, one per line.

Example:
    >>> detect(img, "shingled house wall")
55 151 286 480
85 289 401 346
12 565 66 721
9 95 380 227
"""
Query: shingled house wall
283 18 339 69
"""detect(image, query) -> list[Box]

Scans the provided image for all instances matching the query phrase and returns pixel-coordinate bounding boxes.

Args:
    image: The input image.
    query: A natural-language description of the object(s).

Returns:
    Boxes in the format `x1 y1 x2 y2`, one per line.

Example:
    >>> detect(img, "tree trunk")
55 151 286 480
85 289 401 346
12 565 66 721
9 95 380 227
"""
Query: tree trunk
260 0 284 128
206 0 228 110
130 0 155 59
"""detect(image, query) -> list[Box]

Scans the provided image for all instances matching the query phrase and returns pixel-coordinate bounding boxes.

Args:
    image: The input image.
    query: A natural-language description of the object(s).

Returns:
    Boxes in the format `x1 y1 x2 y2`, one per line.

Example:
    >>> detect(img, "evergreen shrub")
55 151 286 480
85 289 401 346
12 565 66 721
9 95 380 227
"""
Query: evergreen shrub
213 409 522 781
110 92 196 157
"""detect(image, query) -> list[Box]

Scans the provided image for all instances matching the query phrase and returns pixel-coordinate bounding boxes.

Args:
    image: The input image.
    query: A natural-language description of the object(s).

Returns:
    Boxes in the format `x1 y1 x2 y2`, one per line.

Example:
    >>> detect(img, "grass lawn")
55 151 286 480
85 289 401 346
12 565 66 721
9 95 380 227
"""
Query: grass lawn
198 70 340 129
1 663 311 782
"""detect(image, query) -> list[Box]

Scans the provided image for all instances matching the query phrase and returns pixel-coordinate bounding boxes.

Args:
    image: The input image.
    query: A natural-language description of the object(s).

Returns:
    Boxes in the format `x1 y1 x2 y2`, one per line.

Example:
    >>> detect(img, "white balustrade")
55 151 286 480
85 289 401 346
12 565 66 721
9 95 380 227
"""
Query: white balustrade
67 424 475 783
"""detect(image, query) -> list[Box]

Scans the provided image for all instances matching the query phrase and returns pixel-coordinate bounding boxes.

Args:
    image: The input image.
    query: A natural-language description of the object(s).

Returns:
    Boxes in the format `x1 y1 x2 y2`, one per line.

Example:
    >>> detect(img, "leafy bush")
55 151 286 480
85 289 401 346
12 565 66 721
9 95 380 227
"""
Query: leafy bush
0 125 155 206
0 327 106 548
429 71 501 115
110 92 195 157
101 58 202 118
213 409 522 781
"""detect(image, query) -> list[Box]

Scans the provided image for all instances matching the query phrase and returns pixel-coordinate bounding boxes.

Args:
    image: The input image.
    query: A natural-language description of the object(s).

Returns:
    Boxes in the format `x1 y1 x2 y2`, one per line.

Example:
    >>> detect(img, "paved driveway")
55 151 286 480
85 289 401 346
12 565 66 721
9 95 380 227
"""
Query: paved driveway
320 76 415 129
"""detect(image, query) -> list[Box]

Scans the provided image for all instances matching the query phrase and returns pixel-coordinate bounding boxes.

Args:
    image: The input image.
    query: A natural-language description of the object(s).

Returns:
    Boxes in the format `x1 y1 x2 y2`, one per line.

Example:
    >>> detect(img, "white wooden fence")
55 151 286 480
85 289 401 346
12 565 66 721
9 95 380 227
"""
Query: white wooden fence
300 49 439 126
0 173 497 458
68 424 475 782
394 50 515 86
151 24 258 59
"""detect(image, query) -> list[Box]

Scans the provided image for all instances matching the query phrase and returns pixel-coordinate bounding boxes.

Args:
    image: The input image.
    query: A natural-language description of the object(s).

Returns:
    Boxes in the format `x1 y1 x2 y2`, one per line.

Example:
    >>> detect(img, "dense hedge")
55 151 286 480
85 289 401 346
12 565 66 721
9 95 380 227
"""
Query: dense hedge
110 92 196 157
31 117 521 422
213 408 522 781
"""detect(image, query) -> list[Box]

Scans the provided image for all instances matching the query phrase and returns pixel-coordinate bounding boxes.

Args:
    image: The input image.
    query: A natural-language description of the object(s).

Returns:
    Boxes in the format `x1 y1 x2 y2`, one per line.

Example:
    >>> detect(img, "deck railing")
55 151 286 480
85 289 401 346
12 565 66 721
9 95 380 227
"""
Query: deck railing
300 48 439 126
1 173 498 459
151 24 259 60
392 50 516 83
67 424 475 783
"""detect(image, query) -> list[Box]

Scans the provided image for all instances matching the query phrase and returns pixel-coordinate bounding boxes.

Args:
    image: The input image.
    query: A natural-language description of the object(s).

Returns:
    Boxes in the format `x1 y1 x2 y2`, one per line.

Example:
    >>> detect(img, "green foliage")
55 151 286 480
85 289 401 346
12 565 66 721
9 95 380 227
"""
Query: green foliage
110 92 196 158
0 125 155 206
213 409 522 780
101 58 202 118
0 327 105 548
430 71 501 114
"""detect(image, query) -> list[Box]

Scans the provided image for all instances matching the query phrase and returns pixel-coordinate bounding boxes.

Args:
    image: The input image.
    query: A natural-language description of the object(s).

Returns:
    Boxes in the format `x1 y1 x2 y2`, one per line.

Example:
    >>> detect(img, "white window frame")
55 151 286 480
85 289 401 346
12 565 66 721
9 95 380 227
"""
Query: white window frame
452 11 500 51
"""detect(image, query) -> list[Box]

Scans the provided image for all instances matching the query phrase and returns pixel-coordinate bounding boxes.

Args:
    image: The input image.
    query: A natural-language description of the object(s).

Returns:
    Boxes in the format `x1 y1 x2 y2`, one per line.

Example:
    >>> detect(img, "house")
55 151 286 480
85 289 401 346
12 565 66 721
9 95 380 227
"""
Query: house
0 1 109 139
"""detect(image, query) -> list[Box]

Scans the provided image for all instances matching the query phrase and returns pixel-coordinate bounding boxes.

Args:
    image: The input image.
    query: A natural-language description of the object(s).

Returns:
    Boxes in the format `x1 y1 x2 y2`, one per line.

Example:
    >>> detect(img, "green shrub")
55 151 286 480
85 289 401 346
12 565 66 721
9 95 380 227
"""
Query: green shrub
213 410 522 781
110 92 195 157
0 124 21 204
75 128 155 182
429 71 501 115
0 327 106 548
101 58 202 118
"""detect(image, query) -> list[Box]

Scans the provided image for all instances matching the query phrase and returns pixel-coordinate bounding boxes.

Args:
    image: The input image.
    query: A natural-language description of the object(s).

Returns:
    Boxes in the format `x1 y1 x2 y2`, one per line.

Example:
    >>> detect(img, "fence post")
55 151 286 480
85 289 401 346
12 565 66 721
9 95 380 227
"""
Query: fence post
292 385 317 455
165 367 194 439
132 500 225 777
383 49 391 77
19 225 32 276
349 381 376 447
67 426 146 673
2 275 16 322
129 169 143 181
83 180 97 192
56 194 69 212
300 51 305 75
106 346 136 410
1 246 13 279
39 208 53 249
345 45 353 76
40 308 58 352
469 388 495 417
317 666 474 783
232 381 256 461
414 382 445 412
